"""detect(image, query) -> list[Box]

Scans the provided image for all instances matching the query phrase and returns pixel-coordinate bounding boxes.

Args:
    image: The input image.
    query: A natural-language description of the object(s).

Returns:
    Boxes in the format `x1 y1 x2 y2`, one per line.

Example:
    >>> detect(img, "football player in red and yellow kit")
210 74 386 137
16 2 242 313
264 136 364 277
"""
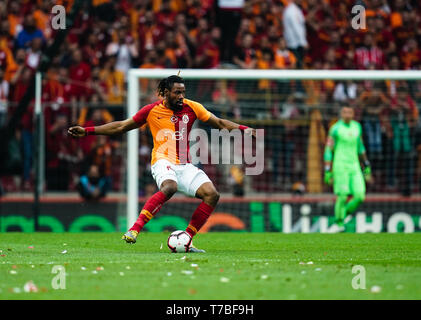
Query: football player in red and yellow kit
68 75 256 252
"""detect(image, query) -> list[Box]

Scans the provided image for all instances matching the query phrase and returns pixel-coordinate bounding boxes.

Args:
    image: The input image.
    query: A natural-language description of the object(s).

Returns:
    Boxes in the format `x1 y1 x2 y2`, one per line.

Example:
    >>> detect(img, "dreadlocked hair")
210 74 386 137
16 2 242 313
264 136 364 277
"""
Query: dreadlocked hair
157 75 184 97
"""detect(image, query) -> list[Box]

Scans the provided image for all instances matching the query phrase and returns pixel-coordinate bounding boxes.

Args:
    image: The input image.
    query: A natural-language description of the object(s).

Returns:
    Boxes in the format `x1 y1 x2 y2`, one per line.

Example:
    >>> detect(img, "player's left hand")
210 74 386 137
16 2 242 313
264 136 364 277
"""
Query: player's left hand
245 127 256 137
363 166 373 183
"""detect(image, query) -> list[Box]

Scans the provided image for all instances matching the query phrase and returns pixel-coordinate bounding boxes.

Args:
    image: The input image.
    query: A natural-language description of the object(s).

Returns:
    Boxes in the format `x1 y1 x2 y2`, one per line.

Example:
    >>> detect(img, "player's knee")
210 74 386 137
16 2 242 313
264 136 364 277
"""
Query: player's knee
203 188 220 206
160 180 178 198
354 193 365 203
337 194 348 202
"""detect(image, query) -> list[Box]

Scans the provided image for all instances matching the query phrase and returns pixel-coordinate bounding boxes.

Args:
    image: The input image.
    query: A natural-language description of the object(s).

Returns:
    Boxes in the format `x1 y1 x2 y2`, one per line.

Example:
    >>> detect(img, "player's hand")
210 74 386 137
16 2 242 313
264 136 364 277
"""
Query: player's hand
68 126 86 138
363 166 373 183
245 127 256 137
324 171 333 186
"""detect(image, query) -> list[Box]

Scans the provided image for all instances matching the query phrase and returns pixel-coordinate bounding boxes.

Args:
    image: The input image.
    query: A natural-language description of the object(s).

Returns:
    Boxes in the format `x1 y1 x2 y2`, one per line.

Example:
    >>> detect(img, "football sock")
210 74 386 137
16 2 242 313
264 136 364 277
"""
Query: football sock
334 194 347 224
129 191 168 232
186 202 214 238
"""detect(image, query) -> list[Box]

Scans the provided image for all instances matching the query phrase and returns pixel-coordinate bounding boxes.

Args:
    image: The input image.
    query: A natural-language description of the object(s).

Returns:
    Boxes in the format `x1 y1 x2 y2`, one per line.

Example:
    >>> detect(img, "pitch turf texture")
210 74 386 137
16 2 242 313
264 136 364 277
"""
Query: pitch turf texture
1 233 420 300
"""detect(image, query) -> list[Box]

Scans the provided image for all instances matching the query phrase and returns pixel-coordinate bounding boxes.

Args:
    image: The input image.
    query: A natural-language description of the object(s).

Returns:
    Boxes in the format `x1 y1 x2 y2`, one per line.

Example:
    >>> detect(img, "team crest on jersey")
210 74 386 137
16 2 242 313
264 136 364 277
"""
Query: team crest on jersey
182 114 189 124
170 115 178 123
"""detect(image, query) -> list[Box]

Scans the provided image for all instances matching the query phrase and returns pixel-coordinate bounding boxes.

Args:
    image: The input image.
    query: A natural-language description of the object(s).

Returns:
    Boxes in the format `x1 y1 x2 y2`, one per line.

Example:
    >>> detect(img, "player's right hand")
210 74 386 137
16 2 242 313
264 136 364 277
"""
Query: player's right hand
324 171 333 186
68 126 86 138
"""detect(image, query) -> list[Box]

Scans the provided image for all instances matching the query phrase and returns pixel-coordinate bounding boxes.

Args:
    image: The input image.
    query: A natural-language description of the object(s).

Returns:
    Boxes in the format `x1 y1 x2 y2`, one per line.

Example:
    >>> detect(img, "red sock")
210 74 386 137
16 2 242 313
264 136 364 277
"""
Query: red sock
129 191 168 232
186 202 214 238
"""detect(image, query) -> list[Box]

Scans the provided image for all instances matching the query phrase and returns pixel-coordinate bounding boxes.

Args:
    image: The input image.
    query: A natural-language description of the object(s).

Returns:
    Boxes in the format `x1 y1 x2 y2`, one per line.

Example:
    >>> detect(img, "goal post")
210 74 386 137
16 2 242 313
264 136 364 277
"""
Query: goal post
126 68 421 228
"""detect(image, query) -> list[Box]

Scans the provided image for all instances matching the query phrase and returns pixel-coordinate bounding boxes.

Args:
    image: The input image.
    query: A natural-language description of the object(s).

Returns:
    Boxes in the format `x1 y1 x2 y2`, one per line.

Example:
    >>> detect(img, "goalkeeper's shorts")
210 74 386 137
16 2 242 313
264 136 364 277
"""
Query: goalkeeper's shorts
333 168 365 196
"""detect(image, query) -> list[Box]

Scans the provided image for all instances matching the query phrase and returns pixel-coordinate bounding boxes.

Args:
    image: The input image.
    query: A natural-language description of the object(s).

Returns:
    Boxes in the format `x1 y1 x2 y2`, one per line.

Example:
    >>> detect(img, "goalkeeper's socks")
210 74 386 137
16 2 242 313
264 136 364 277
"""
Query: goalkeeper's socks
129 191 168 232
186 202 214 238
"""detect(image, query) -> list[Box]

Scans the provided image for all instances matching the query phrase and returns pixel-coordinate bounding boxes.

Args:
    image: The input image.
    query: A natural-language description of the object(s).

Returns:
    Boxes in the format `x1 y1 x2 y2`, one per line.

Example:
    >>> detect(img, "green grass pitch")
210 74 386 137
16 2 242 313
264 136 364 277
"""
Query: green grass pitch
1 232 420 300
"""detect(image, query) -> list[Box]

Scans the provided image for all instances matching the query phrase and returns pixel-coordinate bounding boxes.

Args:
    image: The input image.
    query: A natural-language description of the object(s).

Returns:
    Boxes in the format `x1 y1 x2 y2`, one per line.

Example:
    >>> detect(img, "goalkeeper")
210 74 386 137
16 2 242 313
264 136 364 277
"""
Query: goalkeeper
324 106 372 229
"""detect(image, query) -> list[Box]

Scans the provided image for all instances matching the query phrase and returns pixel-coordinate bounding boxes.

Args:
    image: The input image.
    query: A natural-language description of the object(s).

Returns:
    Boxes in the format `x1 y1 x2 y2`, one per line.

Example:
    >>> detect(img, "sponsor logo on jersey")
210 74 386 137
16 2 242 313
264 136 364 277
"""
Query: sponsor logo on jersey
182 114 189 124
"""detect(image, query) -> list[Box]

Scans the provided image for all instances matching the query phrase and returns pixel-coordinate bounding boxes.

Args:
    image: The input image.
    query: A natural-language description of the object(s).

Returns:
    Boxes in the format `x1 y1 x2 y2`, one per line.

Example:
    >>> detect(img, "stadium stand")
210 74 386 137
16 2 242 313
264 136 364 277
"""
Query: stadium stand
1 0 421 197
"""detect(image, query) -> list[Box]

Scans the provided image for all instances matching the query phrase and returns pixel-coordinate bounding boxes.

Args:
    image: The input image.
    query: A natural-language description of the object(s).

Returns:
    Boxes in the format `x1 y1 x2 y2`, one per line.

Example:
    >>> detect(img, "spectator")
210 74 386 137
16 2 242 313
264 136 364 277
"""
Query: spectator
385 83 418 195
26 38 43 70
233 33 257 69
163 30 191 68
105 28 138 79
82 33 103 68
77 164 110 201
99 56 126 104
32 0 53 40
194 27 220 69
7 2 23 38
15 15 44 49
69 49 91 103
46 113 82 191
400 37 421 70
374 16 396 56
256 48 273 91
78 107 114 155
282 0 308 69
138 10 165 57
274 38 296 69
358 84 389 186
333 81 358 103
358 84 388 156
354 33 385 70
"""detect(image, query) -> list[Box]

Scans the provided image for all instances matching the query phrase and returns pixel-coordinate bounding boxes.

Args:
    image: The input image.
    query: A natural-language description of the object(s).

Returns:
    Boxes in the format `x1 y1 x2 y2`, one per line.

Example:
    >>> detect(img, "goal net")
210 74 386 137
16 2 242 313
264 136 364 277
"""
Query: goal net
125 69 421 233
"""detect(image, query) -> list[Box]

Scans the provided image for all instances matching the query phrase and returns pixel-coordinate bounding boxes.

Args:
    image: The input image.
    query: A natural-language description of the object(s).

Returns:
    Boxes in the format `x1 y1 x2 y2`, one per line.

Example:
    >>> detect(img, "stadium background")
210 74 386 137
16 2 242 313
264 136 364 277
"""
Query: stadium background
0 0 421 233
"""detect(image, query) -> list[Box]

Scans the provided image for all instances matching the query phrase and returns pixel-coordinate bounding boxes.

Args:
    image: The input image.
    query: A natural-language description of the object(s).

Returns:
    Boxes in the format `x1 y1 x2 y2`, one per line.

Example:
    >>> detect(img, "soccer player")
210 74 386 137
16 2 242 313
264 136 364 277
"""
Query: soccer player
68 75 256 252
324 106 372 231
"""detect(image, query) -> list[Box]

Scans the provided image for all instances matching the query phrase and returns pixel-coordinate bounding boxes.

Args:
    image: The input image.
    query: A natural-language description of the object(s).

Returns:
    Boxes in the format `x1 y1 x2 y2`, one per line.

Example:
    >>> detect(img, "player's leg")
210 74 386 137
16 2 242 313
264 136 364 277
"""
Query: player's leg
177 164 219 252
186 181 220 238
333 169 350 227
334 194 347 226
122 160 178 243
345 170 366 216
129 180 177 232
184 181 219 253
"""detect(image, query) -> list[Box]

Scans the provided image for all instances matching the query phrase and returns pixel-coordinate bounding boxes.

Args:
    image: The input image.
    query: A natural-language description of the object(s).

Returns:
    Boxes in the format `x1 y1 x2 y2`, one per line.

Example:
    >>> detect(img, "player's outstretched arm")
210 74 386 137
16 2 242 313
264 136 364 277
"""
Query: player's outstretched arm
206 114 256 137
324 136 334 185
68 118 139 138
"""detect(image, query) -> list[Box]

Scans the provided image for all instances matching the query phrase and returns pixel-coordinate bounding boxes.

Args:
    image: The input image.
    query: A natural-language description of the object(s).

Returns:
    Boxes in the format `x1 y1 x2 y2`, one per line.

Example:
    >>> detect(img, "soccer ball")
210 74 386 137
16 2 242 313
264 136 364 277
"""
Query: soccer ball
167 230 192 253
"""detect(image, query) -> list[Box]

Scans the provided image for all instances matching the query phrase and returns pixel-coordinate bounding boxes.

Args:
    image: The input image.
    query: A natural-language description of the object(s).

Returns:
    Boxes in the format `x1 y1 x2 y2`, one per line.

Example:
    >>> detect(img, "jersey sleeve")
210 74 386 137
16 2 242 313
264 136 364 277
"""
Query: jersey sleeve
185 99 212 122
357 123 366 155
326 123 338 148
132 103 156 126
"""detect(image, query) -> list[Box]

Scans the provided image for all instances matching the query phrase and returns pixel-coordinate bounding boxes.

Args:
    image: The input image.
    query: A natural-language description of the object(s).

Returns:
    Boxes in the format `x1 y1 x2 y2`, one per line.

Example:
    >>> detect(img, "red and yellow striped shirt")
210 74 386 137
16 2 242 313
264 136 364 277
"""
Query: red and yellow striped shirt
132 98 212 165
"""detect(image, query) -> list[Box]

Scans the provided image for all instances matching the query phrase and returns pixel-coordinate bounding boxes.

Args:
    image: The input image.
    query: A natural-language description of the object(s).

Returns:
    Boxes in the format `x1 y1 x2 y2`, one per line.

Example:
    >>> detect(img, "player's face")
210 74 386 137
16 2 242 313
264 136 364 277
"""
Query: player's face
166 82 185 110
341 107 354 123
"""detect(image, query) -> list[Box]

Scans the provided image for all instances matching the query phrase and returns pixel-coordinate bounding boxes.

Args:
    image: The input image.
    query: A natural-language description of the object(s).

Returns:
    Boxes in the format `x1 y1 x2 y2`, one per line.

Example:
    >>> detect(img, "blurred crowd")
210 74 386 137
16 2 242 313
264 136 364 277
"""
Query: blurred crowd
0 0 421 197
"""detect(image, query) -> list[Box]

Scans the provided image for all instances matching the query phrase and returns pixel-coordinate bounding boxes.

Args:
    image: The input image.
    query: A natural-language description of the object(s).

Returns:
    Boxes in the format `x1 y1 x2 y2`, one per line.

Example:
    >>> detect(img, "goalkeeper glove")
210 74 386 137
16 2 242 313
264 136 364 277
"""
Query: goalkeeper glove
324 168 333 186
363 161 372 181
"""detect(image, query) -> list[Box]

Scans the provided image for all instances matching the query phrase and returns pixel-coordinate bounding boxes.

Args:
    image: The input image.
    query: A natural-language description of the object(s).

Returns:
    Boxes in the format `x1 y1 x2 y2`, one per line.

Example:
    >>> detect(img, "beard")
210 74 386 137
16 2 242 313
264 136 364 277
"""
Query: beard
168 99 184 111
